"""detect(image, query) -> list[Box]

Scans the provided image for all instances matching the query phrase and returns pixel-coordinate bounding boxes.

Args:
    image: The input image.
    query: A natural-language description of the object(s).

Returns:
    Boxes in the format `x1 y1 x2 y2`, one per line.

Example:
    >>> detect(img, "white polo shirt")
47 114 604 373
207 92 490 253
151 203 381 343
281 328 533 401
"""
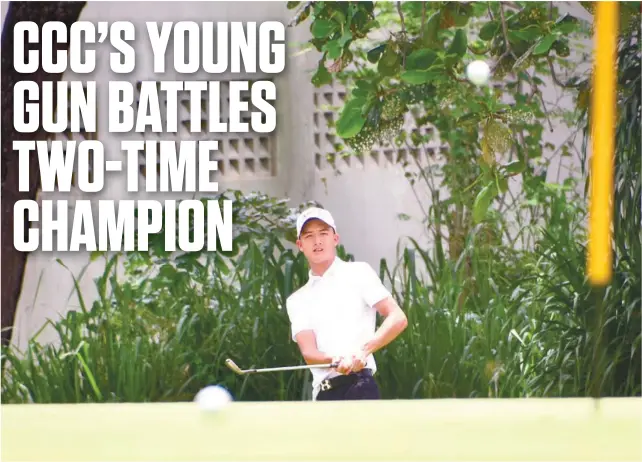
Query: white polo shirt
285 257 392 399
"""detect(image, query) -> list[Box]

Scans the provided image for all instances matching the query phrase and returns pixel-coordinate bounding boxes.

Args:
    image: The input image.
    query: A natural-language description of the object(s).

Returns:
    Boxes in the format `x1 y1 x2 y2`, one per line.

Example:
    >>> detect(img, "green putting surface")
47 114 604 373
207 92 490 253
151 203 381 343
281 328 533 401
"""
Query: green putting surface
3 398 641 461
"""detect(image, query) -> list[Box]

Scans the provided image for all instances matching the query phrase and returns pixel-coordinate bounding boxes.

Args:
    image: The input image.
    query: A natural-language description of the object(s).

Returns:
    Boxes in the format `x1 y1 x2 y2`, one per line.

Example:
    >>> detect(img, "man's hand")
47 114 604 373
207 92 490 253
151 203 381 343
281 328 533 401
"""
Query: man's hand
350 350 368 373
331 351 367 375
333 355 354 375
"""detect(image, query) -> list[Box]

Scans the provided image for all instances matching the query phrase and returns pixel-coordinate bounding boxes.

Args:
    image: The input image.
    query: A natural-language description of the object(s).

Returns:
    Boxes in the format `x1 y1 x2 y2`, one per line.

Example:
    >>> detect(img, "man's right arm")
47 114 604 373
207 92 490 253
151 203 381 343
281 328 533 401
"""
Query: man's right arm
287 295 351 373
295 331 354 374
294 331 335 365
286 296 332 365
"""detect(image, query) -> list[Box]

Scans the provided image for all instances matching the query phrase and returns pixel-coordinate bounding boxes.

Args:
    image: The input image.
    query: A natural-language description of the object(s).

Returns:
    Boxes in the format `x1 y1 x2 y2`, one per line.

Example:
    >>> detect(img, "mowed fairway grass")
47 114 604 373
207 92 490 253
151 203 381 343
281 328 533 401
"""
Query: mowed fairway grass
2 398 641 461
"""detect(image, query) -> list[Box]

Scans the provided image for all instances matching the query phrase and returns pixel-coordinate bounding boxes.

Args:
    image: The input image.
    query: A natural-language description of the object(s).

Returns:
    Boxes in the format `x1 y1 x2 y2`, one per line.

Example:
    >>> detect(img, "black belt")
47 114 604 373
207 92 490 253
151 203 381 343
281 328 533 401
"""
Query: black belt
319 369 373 392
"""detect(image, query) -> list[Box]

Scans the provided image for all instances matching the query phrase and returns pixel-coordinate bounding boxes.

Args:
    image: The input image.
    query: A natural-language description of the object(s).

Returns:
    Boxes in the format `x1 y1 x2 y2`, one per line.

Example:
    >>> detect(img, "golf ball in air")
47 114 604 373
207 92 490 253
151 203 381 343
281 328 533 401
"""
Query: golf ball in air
466 60 491 86
194 385 232 411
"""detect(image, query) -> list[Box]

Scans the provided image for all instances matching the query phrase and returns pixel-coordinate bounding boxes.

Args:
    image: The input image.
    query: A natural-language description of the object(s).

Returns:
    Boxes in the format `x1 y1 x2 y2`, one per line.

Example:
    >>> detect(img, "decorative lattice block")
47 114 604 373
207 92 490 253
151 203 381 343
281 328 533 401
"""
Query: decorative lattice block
133 79 276 182
312 80 446 171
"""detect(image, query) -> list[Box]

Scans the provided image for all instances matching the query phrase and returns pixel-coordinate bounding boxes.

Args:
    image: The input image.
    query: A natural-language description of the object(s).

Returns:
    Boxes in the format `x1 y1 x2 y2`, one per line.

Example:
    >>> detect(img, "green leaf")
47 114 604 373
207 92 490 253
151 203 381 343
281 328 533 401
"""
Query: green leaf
311 19 337 39
367 44 386 63
420 11 441 46
339 31 353 47
457 112 480 126
330 9 347 25
508 30 526 43
468 99 484 113
480 161 494 182
473 183 498 223
447 28 468 58
452 5 471 27
553 13 578 34
286 1 300 9
400 70 434 85
533 34 557 55
514 25 541 41
472 2 489 17
479 21 499 41
353 87 370 98
365 103 382 127
90 251 104 262
353 79 376 98
356 79 375 91
502 160 526 176
336 98 367 139
406 49 438 71
311 61 332 87
323 39 343 60
554 22 577 34
444 54 459 69
378 44 401 77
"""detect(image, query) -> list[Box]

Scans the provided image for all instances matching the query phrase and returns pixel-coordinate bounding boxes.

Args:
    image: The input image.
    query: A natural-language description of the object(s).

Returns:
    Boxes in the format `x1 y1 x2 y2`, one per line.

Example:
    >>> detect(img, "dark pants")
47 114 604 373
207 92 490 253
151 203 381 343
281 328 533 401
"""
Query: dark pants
316 369 380 400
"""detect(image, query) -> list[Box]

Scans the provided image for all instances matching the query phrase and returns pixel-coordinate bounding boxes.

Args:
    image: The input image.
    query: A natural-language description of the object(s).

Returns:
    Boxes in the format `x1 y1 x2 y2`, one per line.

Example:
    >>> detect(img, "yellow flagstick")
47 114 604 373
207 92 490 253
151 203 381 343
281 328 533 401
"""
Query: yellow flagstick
588 1 618 287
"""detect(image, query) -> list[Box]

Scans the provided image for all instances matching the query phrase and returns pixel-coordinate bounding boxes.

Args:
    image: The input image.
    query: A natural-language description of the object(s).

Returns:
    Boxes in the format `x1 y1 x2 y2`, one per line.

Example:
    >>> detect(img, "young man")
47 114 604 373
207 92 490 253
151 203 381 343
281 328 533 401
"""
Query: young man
286 207 408 401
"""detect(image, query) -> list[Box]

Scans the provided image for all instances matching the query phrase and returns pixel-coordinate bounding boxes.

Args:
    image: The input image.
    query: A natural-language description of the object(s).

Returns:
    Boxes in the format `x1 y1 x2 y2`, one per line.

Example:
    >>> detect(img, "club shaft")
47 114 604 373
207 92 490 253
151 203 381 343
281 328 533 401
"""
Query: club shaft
243 363 334 373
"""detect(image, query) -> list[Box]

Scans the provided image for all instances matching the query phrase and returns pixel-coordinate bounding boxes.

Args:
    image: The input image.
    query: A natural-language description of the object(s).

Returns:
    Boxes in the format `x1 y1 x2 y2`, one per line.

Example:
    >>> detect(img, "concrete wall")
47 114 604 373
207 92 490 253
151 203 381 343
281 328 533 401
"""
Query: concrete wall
3 1 593 351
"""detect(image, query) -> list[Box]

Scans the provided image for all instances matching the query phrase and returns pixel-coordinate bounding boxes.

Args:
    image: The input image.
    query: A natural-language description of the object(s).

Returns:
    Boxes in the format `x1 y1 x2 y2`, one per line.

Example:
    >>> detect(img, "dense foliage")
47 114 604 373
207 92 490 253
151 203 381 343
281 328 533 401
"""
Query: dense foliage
2 2 640 402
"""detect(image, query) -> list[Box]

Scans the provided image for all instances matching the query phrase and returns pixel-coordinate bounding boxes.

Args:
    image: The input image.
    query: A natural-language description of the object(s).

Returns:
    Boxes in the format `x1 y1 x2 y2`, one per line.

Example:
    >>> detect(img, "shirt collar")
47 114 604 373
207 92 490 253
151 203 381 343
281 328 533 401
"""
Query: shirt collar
308 256 343 282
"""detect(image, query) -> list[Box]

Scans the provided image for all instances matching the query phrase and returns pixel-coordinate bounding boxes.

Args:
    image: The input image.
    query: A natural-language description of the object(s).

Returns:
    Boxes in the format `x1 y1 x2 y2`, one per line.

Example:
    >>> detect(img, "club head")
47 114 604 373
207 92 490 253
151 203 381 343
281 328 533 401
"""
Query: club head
225 358 245 375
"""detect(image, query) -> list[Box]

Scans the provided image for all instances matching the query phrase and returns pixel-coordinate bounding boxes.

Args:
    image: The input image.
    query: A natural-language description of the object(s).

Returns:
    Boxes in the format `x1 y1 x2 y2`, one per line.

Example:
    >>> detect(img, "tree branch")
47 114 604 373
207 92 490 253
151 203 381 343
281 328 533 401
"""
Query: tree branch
397 2 406 69
287 1 313 28
493 3 517 72
1 1 87 348
537 90 556 132
547 57 582 88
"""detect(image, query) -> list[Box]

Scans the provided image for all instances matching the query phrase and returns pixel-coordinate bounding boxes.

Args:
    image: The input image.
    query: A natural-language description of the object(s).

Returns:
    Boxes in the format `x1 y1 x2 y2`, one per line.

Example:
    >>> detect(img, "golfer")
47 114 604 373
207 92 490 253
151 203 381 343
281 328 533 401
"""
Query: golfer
286 207 408 401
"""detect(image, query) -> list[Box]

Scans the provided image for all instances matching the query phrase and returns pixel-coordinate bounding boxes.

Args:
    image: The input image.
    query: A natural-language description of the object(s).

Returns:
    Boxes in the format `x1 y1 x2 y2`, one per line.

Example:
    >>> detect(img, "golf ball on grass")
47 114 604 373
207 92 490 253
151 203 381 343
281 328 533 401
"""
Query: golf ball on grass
194 385 232 411
466 60 491 86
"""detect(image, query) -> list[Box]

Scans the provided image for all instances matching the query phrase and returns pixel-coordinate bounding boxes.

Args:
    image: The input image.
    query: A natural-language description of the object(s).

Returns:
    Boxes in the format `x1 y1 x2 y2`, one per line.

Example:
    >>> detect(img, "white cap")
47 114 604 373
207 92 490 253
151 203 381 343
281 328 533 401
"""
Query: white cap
296 207 337 237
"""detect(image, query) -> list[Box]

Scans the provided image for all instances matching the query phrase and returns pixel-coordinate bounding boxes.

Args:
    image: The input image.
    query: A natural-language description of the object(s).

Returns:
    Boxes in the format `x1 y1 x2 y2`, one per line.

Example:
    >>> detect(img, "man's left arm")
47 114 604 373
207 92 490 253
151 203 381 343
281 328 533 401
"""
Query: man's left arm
362 296 408 357
355 263 408 363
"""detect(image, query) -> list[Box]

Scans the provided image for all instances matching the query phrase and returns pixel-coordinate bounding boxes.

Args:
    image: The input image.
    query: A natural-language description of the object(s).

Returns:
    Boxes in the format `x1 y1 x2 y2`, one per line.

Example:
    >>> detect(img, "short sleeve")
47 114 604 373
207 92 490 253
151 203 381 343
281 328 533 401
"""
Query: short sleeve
286 295 312 342
359 263 392 308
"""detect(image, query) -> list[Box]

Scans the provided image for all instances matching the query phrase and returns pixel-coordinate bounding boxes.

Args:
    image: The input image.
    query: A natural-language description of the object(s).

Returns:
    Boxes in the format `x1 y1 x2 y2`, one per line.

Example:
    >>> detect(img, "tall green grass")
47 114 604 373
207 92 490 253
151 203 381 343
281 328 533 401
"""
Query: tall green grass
2 179 638 403
1 237 307 403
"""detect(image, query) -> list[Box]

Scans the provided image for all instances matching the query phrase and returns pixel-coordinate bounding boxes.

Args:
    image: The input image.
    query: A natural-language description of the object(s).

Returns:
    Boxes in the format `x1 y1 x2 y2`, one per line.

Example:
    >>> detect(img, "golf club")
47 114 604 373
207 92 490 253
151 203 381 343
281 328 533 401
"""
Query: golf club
225 358 338 375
